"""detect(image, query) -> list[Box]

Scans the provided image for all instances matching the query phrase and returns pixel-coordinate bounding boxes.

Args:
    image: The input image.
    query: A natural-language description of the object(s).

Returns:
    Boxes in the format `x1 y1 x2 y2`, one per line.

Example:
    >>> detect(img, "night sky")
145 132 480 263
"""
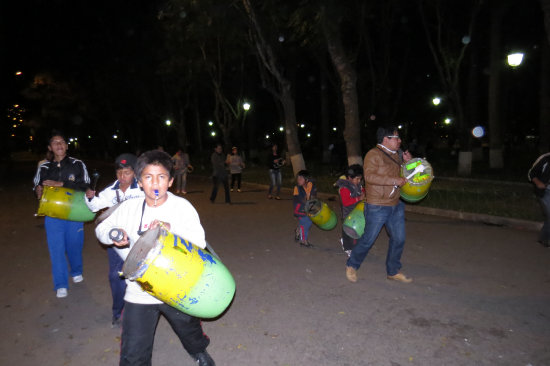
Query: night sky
1 0 546 156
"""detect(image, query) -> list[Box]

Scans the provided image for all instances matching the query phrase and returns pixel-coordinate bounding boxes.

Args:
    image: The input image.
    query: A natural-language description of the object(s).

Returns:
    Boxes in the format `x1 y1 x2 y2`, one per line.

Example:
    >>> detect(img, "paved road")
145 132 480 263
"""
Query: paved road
1 163 549 366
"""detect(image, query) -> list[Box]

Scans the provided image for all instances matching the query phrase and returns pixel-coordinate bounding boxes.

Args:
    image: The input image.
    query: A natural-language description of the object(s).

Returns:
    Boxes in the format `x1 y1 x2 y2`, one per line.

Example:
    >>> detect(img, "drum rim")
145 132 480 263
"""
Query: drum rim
122 227 163 280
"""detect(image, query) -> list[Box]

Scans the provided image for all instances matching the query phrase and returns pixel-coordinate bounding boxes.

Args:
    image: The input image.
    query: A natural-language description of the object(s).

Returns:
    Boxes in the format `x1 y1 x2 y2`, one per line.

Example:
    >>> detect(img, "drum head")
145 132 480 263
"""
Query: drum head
122 227 162 280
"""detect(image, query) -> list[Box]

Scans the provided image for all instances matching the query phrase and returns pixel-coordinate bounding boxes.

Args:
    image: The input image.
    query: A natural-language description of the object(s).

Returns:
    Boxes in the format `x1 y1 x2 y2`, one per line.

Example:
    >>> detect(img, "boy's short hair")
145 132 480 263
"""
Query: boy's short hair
135 150 174 180
376 125 398 144
296 170 310 181
346 164 363 178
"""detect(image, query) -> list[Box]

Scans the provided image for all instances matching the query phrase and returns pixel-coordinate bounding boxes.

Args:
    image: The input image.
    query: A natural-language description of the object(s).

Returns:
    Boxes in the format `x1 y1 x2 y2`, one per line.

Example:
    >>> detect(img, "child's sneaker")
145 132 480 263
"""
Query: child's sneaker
72 275 84 283
56 288 68 298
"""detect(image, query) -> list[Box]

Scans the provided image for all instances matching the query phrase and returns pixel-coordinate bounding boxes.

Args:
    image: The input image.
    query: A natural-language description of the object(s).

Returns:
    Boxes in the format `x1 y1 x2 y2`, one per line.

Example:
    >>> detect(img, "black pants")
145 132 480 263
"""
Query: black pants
210 176 230 203
230 173 242 189
120 302 210 366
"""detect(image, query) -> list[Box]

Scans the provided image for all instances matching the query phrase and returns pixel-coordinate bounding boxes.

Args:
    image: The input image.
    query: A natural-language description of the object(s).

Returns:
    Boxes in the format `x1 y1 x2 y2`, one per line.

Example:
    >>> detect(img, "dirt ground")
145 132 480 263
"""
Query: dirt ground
1 161 549 366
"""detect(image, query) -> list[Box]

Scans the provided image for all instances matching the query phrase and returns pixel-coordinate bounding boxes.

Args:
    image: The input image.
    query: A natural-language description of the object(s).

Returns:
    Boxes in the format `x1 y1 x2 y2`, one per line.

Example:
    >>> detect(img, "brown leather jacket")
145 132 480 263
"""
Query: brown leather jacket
364 146 403 206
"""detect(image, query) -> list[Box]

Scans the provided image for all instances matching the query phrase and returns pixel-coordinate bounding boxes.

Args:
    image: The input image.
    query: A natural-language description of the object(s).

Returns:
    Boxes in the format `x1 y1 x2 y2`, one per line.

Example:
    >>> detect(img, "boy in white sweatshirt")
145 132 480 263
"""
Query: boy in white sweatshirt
95 150 215 366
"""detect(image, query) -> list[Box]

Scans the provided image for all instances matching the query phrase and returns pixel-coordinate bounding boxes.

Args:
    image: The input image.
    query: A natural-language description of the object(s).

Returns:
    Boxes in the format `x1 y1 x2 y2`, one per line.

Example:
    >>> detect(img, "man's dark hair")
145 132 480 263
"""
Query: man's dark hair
49 129 66 143
135 150 174 180
376 125 398 144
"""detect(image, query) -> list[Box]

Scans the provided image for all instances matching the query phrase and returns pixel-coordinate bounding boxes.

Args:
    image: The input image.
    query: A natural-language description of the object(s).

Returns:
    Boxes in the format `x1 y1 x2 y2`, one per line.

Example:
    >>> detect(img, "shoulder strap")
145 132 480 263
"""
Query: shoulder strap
376 147 402 167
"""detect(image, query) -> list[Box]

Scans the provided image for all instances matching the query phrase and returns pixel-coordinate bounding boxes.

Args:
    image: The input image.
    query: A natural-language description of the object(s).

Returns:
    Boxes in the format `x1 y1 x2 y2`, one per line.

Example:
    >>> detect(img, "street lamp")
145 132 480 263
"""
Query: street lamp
243 102 251 111
507 52 524 67
165 119 171 126
432 97 441 106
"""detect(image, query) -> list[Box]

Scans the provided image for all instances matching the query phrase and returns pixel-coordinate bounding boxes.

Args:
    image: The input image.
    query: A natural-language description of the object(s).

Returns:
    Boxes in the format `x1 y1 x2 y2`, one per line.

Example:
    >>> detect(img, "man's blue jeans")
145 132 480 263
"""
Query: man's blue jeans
346 201 406 276
268 169 282 195
540 189 550 243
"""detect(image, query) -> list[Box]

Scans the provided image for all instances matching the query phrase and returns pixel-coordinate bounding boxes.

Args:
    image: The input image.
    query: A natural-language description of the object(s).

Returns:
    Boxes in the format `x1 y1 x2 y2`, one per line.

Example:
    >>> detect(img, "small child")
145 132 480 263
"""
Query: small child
335 164 365 256
293 170 317 248
85 153 144 327
95 150 215 366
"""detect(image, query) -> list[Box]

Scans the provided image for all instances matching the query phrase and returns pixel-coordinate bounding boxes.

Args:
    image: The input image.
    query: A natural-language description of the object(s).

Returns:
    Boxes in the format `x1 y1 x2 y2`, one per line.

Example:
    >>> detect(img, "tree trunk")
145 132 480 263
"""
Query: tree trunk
488 4 506 169
242 0 305 174
320 66 331 164
323 20 363 166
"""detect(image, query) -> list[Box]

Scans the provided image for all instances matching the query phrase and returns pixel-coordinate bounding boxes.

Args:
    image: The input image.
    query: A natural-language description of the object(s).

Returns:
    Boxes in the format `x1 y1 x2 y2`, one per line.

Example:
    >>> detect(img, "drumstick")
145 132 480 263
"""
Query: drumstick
88 170 101 202
405 165 425 180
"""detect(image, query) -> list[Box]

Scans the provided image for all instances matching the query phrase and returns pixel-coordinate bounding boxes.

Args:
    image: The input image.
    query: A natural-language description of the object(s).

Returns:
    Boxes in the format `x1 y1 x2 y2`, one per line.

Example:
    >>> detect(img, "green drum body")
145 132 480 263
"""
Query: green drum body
343 201 365 239
37 186 96 222
304 199 337 230
400 158 434 203
122 227 236 319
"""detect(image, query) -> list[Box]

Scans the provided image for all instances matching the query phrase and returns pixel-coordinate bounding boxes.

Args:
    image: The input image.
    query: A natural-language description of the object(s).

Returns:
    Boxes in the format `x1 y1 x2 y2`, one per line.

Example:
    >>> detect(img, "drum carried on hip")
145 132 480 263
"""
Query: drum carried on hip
36 186 96 222
400 158 434 203
122 227 236 319
304 198 337 230
343 201 365 239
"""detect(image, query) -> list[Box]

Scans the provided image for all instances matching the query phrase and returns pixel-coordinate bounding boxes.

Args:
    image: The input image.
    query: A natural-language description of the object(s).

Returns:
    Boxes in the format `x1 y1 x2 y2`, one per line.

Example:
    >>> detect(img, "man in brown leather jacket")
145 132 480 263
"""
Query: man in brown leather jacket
345 125 413 283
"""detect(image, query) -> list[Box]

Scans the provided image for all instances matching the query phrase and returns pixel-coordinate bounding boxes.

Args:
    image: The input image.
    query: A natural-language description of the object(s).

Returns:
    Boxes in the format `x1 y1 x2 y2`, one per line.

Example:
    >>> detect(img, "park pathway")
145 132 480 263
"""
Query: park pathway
1 162 549 366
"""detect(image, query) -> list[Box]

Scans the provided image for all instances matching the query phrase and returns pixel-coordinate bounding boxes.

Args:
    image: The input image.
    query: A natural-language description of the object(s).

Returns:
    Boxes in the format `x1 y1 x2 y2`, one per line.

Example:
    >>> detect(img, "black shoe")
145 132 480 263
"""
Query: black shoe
300 241 313 248
192 351 215 366
111 316 122 328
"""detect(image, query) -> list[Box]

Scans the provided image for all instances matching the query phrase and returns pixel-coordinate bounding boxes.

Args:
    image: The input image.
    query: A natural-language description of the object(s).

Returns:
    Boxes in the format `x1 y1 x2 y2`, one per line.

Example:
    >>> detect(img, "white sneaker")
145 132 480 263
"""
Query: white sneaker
56 288 68 298
72 275 84 283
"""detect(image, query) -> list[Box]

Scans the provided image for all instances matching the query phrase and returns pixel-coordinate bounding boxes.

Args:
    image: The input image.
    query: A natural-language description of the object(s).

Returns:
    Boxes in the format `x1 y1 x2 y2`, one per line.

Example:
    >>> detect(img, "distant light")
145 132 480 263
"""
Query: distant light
14 71 22 76
113 134 118 139
211 131 216 136
278 35 285 42
243 102 251 111
307 133 311 138
462 35 471 45
279 126 284 132
29 136 33 141
208 121 213 126
300 124 305 128
12 117 16 120
332 127 337 131
265 134 270 139
14 104 19 108
432 97 441 106
125 140 129 144
444 118 451 124
12 124 17 128
507 53 524 67
398 125 403 129
369 115 376 121
88 135 92 139
472 126 485 138
69 138 74 142
165 119 171 126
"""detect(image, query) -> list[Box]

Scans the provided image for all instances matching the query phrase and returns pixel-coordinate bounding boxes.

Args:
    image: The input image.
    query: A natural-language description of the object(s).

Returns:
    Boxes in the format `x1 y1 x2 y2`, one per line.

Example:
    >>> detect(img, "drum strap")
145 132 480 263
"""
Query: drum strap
137 199 146 235
116 190 121 203
376 147 402 167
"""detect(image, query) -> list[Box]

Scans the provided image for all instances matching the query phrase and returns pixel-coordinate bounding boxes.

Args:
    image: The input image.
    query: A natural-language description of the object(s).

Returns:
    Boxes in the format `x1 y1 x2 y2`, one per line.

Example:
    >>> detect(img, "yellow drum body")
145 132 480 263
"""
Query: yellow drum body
37 186 95 222
400 158 434 203
122 227 235 319
343 201 365 239
305 199 337 230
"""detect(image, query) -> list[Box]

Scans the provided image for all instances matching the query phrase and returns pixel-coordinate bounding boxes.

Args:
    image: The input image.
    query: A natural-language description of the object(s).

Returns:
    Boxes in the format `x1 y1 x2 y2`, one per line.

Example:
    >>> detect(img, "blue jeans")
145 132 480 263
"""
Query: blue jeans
346 201 406 276
44 216 84 290
540 189 550 242
108 247 126 320
269 169 282 195
297 215 313 241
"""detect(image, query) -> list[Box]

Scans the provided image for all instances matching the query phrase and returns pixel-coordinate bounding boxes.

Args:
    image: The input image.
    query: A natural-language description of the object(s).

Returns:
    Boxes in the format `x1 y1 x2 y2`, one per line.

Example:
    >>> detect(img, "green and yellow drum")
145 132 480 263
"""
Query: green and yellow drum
400 158 434 203
343 201 365 239
36 186 96 222
122 227 236 319
304 199 337 230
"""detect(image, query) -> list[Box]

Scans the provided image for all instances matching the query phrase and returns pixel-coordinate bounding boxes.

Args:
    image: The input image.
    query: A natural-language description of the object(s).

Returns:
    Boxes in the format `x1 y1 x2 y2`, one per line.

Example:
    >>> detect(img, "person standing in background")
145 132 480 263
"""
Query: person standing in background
172 149 192 195
227 146 245 192
210 143 231 204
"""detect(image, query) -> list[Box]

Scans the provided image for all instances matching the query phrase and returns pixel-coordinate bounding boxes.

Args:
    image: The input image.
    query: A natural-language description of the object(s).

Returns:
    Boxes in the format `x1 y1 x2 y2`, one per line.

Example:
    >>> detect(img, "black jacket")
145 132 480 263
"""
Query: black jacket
33 156 90 191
